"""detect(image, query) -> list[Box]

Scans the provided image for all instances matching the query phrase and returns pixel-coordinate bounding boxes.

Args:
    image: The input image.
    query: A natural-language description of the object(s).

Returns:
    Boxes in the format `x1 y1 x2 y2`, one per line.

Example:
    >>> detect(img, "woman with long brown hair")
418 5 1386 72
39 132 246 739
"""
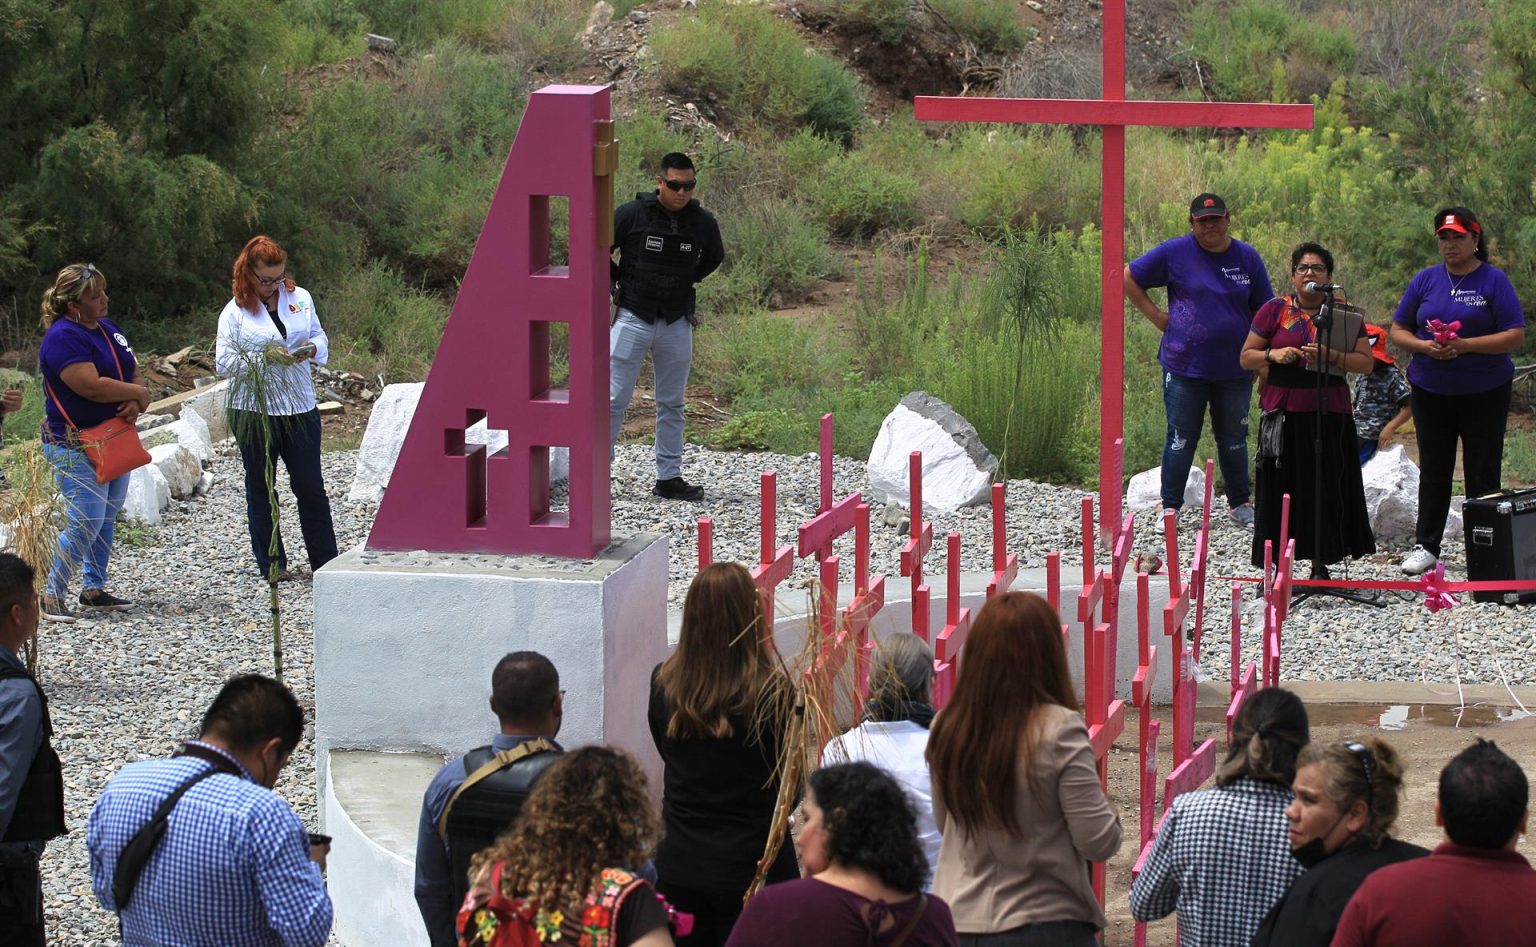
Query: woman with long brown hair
214 235 337 580
458 746 675 946
648 562 796 946
926 592 1121 946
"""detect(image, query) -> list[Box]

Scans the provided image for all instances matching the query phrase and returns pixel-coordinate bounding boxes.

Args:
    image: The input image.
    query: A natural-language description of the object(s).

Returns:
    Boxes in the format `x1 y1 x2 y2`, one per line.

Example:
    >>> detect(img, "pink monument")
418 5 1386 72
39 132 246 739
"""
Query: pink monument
368 85 617 558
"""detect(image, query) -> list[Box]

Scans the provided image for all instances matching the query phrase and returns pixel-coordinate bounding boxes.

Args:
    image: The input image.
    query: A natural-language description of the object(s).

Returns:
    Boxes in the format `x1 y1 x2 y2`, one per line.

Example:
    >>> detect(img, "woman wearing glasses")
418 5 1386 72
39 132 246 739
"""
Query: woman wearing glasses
1390 207 1526 576
1250 738 1427 946
215 235 337 581
37 263 149 622
1238 243 1375 576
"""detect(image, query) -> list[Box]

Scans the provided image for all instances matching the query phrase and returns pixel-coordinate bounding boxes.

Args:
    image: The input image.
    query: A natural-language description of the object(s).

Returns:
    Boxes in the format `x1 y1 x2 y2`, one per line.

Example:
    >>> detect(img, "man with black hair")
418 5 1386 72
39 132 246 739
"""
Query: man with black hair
608 151 725 502
414 651 563 947
0 553 64 946
86 674 332 946
1332 738 1536 946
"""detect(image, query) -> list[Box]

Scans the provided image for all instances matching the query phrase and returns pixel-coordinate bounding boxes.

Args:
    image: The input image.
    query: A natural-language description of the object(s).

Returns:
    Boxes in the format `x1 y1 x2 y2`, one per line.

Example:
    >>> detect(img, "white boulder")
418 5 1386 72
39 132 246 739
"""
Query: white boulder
195 469 215 497
140 412 212 464
866 392 996 512
347 383 568 505
1361 445 1418 541
149 443 201 499
179 380 231 443
119 463 171 526
1125 465 1206 513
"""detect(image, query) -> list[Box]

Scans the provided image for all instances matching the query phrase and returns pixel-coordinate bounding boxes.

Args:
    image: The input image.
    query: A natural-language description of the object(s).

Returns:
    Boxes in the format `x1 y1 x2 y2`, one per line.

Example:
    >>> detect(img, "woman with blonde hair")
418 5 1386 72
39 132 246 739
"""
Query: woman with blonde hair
926 592 1121 946
1131 686 1310 946
648 561 795 946
822 633 941 884
1250 738 1426 946
38 263 149 622
458 746 675 946
214 235 337 581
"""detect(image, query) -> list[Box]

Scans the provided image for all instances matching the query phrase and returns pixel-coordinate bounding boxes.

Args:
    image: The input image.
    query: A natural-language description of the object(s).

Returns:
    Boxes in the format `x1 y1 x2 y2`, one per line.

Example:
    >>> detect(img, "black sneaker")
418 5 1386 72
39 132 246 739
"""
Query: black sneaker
653 477 704 501
41 595 77 623
80 589 135 612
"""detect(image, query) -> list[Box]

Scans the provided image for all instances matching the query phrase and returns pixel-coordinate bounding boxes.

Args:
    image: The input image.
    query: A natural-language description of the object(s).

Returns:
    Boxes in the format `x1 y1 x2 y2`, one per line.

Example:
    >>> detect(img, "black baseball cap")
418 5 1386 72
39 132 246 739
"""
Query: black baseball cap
1190 193 1228 219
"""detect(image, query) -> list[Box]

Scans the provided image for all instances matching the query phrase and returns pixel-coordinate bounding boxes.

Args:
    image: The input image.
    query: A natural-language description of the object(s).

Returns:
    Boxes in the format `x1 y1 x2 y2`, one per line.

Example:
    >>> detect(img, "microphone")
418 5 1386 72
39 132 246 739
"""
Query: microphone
1305 281 1343 293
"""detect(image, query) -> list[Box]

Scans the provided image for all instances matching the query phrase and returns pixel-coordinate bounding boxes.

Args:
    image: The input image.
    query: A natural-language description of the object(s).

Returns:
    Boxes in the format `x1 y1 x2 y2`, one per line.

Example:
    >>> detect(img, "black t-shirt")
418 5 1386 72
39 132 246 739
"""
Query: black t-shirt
614 880 671 944
1249 837 1429 947
648 665 799 892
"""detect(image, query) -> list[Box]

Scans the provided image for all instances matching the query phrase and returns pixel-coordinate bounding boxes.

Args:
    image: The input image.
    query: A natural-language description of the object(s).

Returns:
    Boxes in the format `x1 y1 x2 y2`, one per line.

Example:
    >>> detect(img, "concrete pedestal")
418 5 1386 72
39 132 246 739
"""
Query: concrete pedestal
314 533 669 947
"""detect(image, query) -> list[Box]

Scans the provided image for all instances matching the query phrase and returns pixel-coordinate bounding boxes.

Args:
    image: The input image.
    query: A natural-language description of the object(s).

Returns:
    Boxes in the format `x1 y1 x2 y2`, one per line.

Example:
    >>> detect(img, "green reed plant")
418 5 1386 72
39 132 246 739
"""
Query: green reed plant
0 440 65 673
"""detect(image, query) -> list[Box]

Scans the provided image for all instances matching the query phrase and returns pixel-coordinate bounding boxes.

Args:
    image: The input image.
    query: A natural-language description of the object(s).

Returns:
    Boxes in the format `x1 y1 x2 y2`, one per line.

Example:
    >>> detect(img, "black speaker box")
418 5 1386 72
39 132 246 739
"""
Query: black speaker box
1463 489 1536 605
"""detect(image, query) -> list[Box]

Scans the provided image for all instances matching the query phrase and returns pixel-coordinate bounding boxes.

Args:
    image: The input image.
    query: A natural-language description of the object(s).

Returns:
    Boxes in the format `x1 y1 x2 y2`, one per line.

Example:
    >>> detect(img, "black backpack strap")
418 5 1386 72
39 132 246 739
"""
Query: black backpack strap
111 764 223 910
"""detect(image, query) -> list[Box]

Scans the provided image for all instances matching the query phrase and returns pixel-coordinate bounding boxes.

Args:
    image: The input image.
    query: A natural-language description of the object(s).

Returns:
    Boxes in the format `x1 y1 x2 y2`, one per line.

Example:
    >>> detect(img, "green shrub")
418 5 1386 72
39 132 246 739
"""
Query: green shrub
929 0 1032 52
701 197 836 313
816 151 919 238
497 0 591 73
812 0 911 43
650 3 866 141
322 261 449 380
352 0 508 45
615 112 692 202
1185 0 1357 101
943 127 1101 238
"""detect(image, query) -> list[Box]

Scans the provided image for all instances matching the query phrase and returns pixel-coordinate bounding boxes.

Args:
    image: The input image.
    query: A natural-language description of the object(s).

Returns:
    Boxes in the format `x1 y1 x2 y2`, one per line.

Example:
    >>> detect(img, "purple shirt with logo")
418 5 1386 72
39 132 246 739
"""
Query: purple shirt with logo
1392 263 1525 395
39 317 138 445
1130 233 1274 381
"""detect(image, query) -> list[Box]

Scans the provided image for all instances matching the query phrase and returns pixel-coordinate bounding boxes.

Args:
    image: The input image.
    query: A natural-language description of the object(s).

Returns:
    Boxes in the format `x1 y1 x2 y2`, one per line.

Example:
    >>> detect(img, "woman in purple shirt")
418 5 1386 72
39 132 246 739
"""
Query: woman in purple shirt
1390 208 1526 575
37 264 149 622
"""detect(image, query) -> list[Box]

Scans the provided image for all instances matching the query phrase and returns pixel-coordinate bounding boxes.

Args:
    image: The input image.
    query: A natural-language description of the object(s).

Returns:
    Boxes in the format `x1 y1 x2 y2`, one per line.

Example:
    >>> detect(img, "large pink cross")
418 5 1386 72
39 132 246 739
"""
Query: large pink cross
915 4 1313 542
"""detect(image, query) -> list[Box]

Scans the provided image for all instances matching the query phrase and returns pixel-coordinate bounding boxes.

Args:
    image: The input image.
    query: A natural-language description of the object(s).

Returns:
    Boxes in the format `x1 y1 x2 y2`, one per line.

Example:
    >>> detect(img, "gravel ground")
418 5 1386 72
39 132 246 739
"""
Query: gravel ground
32 442 1535 943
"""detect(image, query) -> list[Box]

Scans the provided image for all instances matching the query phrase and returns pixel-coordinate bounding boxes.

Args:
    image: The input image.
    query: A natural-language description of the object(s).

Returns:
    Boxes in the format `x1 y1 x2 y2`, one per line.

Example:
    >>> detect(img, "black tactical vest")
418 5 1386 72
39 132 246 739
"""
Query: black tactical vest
0 664 66 844
619 203 704 320
440 740 561 910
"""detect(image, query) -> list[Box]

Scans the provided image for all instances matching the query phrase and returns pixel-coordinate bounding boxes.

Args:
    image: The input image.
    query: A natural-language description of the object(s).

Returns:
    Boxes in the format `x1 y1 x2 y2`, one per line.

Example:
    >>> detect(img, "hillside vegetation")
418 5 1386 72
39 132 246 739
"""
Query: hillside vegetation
2 0 1534 485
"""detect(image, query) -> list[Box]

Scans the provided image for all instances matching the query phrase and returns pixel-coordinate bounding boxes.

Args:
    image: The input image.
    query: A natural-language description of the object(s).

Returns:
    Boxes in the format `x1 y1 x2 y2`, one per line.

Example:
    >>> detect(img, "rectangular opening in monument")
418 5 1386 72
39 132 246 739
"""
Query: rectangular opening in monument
528 321 570 402
529 194 570 277
447 410 490 527
529 445 570 529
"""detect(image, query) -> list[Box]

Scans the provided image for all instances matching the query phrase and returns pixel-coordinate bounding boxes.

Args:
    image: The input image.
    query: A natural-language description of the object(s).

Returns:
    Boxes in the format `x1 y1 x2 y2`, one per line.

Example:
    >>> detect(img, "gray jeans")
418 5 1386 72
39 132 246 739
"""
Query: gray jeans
609 308 694 480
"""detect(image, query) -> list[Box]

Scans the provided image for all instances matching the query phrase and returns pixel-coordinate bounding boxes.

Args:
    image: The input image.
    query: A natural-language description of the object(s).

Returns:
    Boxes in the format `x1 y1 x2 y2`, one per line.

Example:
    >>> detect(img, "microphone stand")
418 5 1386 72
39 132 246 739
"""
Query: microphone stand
1291 289 1383 610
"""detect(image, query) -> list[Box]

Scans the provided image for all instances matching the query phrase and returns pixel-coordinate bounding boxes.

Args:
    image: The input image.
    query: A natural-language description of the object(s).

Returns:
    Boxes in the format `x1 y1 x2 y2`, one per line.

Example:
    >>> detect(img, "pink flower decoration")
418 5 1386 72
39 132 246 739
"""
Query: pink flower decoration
1427 319 1462 343
1421 562 1459 613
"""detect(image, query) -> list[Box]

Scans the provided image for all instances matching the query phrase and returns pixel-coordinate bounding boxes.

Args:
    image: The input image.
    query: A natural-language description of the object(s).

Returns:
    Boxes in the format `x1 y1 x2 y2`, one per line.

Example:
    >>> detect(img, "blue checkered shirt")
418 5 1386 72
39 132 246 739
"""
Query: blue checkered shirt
86 741 332 947
1129 776 1302 947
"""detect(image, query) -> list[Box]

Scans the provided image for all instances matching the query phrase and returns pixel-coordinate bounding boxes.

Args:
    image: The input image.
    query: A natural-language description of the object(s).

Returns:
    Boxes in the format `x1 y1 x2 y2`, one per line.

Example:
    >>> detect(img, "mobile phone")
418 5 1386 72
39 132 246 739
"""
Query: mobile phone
308 832 332 847
293 342 317 360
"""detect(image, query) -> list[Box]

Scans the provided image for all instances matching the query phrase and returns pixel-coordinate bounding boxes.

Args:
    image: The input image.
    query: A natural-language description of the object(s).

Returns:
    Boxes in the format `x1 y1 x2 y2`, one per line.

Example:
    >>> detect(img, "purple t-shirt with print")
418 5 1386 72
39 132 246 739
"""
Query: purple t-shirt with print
39 317 138 445
1392 263 1525 395
1130 233 1274 381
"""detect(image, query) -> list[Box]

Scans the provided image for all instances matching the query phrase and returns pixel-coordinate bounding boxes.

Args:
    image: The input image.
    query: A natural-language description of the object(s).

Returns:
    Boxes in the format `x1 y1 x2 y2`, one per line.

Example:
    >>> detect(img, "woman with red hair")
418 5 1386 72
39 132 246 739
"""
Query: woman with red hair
215 236 338 580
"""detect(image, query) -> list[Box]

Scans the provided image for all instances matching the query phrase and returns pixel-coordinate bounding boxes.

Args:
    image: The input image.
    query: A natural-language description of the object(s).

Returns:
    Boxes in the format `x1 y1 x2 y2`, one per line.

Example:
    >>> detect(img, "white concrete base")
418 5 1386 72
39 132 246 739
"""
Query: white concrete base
314 533 669 947
326 751 442 947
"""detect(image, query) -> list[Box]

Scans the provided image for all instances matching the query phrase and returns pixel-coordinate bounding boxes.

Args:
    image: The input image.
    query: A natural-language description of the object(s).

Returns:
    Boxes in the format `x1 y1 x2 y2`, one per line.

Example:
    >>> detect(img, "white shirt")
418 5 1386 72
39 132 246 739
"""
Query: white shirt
215 285 329 416
821 719 940 887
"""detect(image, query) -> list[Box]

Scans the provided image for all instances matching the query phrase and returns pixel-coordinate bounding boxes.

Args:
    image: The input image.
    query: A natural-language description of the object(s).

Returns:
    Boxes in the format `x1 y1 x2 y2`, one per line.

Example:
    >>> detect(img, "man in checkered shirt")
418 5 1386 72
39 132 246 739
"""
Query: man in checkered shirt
1130 687 1309 946
87 675 332 946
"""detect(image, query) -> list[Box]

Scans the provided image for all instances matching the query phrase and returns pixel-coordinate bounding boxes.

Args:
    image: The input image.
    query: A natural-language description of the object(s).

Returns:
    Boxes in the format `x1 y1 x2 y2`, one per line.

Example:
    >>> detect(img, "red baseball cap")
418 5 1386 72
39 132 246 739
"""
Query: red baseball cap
1435 208 1481 236
1365 324 1394 365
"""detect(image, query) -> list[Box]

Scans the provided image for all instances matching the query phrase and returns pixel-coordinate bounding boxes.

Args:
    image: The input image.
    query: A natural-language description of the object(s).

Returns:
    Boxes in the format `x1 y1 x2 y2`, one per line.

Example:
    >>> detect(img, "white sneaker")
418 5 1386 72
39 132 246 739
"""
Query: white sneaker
1401 545 1438 575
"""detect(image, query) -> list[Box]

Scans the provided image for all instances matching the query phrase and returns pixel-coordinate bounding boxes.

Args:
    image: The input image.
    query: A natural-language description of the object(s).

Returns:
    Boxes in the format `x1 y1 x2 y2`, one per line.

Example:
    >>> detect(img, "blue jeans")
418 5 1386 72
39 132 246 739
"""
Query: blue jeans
233 409 338 574
608 308 693 480
43 442 130 598
1162 371 1253 510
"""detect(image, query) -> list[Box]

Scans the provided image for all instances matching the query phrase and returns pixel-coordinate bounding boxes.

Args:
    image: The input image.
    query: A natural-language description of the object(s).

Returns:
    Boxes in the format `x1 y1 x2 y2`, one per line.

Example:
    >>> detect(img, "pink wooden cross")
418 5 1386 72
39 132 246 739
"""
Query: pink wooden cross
914 3 1313 544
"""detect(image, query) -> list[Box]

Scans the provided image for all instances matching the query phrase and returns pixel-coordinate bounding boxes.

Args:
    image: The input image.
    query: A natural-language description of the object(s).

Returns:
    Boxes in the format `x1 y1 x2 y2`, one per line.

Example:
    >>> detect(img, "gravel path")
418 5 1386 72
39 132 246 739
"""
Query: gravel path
33 442 1533 943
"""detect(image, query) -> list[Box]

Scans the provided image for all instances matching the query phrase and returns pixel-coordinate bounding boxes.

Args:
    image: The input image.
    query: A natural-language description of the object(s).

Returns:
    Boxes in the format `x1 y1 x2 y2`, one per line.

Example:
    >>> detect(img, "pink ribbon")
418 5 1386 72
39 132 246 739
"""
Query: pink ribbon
1427 319 1462 344
1421 562 1460 613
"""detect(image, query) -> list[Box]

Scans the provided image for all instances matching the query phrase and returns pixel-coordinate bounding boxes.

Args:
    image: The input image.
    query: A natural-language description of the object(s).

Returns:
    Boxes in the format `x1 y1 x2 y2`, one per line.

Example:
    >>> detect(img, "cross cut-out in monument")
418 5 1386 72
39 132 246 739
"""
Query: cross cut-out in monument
915 3 1313 544
444 410 512 527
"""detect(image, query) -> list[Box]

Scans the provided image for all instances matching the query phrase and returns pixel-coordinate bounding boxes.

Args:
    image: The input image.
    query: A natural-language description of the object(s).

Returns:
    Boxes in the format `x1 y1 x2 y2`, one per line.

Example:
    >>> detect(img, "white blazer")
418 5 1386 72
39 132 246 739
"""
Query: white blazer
215 285 330 416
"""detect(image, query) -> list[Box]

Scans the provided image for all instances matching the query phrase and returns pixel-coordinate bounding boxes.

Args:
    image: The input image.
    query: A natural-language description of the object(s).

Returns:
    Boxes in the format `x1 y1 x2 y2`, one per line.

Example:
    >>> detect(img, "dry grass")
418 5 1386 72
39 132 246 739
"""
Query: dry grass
0 440 65 672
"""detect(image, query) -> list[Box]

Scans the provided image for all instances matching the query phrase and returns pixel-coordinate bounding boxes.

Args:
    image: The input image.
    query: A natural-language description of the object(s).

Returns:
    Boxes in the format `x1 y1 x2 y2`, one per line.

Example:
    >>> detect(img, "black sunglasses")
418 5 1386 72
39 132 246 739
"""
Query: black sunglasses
1343 741 1374 808
662 178 697 192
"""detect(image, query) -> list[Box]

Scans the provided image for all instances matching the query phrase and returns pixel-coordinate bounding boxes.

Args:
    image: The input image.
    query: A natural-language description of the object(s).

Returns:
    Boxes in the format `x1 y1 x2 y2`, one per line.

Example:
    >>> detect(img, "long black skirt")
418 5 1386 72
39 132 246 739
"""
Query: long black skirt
1251 408 1376 568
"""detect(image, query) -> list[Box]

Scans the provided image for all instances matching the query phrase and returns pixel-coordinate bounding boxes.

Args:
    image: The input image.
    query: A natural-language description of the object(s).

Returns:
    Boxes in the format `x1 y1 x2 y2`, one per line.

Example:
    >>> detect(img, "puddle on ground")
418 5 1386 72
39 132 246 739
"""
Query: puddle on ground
1199 702 1535 729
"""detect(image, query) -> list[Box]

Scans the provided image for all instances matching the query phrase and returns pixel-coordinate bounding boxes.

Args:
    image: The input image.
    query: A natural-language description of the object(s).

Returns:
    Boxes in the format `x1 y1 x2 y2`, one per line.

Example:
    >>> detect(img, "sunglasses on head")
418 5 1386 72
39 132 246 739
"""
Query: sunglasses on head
662 178 697 192
1343 741 1375 808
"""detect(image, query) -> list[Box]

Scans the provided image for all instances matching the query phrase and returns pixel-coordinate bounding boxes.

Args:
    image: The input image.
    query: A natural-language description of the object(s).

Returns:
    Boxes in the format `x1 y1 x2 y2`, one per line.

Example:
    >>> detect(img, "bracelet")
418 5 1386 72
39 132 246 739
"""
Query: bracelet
1264 349 1272 365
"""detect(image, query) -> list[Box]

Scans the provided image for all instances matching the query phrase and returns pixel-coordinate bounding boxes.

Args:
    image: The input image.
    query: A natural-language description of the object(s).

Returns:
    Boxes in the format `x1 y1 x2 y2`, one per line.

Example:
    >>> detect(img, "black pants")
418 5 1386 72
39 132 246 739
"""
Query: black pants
657 883 747 947
1411 382 1512 556
0 856 45 947
233 409 339 574
959 921 1099 946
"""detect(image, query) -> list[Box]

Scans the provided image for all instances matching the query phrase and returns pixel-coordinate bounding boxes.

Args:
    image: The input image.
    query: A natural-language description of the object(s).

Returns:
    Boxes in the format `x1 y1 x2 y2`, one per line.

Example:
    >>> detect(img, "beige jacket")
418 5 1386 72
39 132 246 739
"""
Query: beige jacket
931 704 1122 933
